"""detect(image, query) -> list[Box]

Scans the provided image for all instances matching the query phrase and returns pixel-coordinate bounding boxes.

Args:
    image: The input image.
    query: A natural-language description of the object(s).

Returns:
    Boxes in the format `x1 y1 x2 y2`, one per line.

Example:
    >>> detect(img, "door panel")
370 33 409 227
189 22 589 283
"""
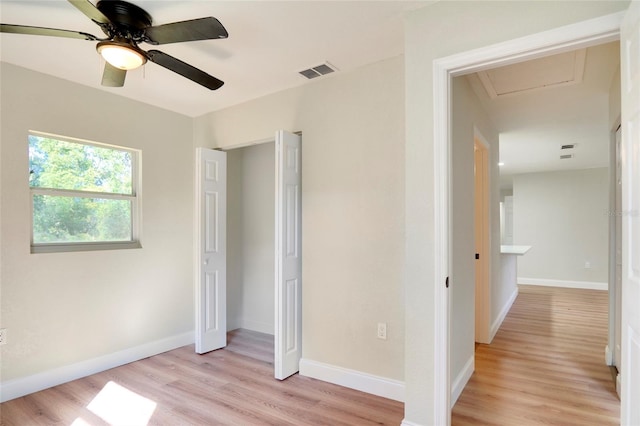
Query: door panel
274 131 302 380
620 2 640 424
195 148 227 354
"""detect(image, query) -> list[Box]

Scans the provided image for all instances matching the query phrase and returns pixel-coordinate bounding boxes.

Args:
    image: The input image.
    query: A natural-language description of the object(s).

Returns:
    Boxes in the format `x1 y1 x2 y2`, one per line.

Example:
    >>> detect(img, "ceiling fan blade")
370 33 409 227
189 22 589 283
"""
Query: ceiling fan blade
144 17 228 45
146 50 224 90
67 0 110 25
0 23 98 40
102 63 126 87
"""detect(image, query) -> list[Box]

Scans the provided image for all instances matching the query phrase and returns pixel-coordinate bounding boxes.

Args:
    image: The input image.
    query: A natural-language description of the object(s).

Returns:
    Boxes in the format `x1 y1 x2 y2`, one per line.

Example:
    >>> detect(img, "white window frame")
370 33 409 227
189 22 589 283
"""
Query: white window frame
29 131 142 254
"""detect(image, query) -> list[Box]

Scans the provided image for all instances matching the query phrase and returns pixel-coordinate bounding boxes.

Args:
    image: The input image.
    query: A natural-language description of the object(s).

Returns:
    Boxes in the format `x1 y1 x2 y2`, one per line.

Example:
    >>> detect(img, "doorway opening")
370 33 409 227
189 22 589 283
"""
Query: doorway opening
226 141 277 363
195 131 302 381
452 41 620 421
431 11 626 425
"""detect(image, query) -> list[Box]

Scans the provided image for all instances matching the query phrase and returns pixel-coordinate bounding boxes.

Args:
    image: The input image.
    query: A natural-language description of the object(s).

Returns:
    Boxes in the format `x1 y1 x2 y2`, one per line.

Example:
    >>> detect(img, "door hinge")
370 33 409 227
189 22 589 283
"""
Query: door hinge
475 253 480 260
445 276 449 288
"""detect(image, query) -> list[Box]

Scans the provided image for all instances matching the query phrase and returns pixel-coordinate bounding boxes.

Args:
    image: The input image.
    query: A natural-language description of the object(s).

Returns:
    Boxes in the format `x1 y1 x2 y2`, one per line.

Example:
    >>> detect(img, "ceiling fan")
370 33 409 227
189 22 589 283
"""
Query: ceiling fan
0 0 228 89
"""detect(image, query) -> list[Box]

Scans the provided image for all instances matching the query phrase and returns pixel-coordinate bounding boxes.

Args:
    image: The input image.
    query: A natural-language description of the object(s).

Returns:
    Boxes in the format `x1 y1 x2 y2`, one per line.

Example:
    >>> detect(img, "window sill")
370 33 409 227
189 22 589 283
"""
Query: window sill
31 241 142 254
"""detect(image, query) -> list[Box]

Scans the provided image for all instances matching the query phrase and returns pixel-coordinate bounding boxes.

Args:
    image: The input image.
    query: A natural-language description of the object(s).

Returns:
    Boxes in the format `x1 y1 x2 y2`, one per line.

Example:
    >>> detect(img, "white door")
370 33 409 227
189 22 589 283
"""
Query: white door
274 130 302 380
620 2 640 424
195 148 227 354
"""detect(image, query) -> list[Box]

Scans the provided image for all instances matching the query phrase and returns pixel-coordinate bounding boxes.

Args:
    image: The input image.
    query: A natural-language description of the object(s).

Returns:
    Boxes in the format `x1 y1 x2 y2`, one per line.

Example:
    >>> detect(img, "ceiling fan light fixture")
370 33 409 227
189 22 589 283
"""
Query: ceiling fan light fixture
97 40 146 70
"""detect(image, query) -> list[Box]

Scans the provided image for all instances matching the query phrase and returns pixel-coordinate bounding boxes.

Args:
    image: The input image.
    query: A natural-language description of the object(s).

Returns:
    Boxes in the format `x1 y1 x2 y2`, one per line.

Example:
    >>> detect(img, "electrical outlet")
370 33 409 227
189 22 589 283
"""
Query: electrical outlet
0 328 6 345
377 322 387 340
585 261 591 269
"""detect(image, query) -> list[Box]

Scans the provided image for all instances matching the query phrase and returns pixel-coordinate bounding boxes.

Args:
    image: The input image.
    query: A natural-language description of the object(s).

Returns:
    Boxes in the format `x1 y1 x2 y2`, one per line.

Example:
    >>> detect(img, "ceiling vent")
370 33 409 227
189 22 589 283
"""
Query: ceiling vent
561 144 576 150
560 154 574 160
299 62 337 79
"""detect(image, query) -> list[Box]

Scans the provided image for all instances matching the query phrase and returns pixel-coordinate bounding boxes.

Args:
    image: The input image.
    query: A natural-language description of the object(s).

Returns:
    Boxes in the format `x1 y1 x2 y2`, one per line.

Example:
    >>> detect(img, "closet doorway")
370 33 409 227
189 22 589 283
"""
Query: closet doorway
195 130 302 380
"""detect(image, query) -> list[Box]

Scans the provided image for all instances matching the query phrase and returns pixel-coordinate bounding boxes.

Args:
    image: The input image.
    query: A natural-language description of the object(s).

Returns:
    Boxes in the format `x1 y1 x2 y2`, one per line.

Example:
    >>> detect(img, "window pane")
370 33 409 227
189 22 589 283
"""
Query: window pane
33 195 132 243
29 135 132 195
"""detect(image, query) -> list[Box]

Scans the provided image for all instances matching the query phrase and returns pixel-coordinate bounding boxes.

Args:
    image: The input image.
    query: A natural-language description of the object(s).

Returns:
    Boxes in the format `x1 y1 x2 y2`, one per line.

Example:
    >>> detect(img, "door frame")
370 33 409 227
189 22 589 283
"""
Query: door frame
431 11 625 424
213 132 303 379
607 124 622 376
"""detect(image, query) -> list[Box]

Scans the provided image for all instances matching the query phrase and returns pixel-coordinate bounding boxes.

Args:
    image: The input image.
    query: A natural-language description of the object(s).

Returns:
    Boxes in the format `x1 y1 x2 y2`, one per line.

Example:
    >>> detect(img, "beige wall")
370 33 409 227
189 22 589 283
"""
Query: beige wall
0 63 194 381
194 55 406 381
227 143 276 334
609 64 622 129
513 168 610 283
404 1 628 423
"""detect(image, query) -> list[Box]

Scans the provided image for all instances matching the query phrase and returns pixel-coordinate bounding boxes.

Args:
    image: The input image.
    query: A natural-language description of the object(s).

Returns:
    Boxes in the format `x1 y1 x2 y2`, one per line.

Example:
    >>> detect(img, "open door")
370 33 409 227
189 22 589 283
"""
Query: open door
474 138 490 344
620 1 640 424
274 130 302 380
195 148 227 354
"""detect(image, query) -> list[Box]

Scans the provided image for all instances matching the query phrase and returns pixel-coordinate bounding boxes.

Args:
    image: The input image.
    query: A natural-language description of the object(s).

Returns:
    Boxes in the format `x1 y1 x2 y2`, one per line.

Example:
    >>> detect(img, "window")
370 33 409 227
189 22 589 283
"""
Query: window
29 132 141 253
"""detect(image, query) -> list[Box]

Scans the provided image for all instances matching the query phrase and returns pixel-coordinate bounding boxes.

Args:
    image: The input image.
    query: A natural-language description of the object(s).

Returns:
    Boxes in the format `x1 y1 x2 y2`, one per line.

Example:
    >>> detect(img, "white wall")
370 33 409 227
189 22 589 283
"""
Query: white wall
404 1 628 423
194 56 405 382
227 143 275 334
0 64 194 389
513 168 609 284
450 76 500 398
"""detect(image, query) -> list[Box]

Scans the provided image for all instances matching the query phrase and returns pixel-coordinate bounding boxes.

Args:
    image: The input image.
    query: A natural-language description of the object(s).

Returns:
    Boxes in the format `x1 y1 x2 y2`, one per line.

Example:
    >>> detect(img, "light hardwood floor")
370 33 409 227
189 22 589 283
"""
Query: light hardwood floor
0 329 404 425
452 285 620 425
1 286 619 425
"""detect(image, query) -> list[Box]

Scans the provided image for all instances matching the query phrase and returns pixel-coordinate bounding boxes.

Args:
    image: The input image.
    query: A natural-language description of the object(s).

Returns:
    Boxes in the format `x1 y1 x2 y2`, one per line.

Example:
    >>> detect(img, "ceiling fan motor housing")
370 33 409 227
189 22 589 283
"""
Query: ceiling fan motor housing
96 0 152 40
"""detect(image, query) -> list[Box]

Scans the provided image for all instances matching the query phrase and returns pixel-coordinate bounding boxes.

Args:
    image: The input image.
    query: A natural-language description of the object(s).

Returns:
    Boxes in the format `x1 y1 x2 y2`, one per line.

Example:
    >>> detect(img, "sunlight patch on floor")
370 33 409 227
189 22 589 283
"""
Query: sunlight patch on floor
86 381 157 425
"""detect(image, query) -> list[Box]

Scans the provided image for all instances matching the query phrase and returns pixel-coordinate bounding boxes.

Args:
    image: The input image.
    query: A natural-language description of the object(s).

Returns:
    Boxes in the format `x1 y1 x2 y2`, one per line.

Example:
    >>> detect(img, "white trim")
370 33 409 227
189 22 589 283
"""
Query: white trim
299 358 405 402
518 277 608 291
0 331 194 403
219 136 275 151
450 355 474 408
606 345 614 366
400 421 424 426
432 12 624 424
433 52 451 426
490 287 519 342
238 319 274 335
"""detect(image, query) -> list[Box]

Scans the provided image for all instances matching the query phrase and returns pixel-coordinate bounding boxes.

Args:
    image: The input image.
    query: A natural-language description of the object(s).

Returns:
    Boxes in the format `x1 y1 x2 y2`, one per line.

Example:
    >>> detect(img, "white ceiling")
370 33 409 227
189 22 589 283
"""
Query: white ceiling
466 41 620 185
1 1 621 183
0 0 427 117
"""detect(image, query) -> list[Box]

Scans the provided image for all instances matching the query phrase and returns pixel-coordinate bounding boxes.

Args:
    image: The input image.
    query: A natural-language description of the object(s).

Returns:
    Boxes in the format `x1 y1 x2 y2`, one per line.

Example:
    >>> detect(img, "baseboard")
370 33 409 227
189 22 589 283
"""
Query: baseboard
227 317 242 332
0 331 194 403
490 286 519 341
239 319 274 335
518 277 608 291
400 420 423 426
299 358 404 402
451 354 474 408
605 345 614 366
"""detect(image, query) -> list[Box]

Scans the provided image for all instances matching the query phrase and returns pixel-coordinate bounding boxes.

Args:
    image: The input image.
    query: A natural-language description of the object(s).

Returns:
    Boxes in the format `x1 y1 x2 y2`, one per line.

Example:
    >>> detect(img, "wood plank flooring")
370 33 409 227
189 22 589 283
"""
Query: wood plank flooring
452 285 620 425
1 286 619 425
0 329 404 425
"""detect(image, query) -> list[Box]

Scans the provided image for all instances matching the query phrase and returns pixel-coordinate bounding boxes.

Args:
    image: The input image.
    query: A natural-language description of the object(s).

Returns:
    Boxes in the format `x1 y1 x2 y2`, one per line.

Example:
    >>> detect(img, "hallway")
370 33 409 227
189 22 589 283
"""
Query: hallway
452 285 619 425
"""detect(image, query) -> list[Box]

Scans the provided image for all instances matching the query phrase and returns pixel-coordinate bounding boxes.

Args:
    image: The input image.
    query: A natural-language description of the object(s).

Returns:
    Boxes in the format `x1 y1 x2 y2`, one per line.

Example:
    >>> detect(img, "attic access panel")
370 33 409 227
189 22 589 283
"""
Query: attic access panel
477 49 587 98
